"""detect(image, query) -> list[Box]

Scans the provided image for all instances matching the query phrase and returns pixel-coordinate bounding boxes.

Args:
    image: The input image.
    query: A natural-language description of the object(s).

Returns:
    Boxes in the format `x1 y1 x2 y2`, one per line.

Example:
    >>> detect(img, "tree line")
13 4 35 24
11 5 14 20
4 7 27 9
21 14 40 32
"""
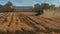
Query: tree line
0 1 59 12
0 1 14 12
34 3 58 12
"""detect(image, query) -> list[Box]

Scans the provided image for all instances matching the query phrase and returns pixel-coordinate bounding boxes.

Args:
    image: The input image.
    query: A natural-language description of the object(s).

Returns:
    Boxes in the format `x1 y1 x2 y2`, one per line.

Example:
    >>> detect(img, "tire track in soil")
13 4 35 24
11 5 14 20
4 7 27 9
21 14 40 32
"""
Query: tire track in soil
19 14 47 32
53 17 60 20
0 14 8 29
0 13 10 24
41 16 60 23
0 13 8 17
40 17 60 27
0 12 10 33
15 14 23 32
0 13 13 32
29 16 60 32
1 13 11 24
25 16 48 32
19 14 36 32
7 12 17 32
36 16 60 28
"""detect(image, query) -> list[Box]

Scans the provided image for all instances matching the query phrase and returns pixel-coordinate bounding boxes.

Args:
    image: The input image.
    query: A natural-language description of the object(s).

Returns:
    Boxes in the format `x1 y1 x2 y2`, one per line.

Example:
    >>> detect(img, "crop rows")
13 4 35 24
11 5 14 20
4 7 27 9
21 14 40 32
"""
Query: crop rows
0 12 60 34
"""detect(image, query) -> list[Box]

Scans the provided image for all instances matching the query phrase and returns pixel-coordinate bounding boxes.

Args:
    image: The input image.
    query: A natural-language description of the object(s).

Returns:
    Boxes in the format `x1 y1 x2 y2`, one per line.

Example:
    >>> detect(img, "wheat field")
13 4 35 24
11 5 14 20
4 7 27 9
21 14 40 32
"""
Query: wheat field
0 11 60 34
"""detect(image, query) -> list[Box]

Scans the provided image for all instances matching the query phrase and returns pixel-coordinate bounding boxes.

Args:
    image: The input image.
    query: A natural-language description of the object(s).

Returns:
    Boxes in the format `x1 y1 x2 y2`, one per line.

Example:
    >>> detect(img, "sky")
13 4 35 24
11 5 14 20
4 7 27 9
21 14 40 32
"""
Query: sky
0 0 60 7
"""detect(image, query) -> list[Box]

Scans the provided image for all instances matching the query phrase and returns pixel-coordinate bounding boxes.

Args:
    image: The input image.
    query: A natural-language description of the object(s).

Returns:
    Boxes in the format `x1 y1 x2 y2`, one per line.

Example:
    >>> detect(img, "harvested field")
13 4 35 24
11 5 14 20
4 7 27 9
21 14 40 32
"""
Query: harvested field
0 12 60 34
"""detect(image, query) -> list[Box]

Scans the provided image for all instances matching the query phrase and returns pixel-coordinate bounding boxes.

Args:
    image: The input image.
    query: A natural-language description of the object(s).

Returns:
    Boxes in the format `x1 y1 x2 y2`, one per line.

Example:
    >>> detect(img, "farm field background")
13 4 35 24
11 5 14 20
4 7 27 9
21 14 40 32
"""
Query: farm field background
0 10 60 34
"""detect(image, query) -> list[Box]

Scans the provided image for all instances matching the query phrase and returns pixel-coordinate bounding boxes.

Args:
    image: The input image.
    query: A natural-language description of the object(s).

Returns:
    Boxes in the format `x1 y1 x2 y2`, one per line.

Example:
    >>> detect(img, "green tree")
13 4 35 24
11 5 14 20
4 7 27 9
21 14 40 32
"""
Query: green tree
34 3 41 12
0 4 3 12
4 1 14 12
49 4 56 10
41 3 50 9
